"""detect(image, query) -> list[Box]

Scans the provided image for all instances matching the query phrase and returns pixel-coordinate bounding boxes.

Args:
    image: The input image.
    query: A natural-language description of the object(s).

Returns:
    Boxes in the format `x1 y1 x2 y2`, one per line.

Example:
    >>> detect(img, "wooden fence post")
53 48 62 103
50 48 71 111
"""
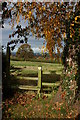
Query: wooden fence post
38 66 42 97
6 45 10 87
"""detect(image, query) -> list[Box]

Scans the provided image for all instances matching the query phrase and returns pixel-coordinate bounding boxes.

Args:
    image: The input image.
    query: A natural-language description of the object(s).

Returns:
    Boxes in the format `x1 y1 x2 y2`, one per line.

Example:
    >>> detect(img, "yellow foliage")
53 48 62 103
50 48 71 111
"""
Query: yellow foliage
43 7 46 11
16 13 20 25
39 7 41 11
29 11 32 16
71 24 74 26
75 16 77 21
70 34 72 38
63 32 66 37
6 2 80 59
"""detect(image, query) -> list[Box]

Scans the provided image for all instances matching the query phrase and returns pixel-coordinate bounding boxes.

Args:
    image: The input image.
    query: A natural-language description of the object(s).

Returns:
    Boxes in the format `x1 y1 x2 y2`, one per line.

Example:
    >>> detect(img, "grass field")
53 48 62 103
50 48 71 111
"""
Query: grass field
10 60 63 86
10 60 63 75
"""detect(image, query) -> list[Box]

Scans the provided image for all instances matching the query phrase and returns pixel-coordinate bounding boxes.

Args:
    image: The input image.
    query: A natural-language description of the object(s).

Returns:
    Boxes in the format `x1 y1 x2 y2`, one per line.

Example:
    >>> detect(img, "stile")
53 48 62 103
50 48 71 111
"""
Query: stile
11 65 60 98
38 66 42 89
38 66 42 97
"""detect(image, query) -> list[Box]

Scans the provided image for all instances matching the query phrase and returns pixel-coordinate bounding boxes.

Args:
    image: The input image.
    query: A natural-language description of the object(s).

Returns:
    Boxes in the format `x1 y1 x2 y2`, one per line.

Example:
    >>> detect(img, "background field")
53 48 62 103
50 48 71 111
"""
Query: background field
10 60 63 86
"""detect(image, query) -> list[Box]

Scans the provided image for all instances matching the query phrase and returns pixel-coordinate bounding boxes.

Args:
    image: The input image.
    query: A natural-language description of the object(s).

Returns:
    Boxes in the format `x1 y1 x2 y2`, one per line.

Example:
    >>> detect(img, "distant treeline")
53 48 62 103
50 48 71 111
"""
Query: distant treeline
11 51 62 58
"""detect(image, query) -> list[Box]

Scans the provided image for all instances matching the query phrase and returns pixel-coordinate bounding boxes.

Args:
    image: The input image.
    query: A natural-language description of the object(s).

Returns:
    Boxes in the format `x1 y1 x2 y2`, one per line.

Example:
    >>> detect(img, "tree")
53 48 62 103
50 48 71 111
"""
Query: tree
16 44 34 60
62 4 80 93
2 1 77 57
1 1 80 94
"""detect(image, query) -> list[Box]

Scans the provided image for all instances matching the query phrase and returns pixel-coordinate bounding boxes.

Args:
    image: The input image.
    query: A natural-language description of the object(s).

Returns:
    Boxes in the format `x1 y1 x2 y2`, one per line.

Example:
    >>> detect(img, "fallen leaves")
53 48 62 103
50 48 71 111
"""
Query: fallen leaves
2 90 80 119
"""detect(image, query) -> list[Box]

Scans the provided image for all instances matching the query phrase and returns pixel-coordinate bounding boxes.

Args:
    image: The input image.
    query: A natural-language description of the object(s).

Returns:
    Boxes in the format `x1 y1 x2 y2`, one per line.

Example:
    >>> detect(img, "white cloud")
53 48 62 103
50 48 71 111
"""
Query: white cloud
9 46 41 53
32 47 41 53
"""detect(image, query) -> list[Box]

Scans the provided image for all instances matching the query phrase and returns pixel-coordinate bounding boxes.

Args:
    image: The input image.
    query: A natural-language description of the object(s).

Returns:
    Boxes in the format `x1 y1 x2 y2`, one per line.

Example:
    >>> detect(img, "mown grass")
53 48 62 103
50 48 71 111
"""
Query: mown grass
10 60 63 86
10 60 62 66
10 60 63 74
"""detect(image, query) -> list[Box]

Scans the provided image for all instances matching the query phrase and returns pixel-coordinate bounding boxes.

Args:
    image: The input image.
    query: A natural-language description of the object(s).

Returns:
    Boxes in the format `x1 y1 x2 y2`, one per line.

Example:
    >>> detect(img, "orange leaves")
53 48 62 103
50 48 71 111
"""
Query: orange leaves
16 2 20 7
39 7 42 11
5 2 80 59
16 13 20 25
27 11 32 19
46 42 53 58
63 32 66 38
58 107 61 111
70 26 75 38
57 48 60 54
53 5 57 11
70 34 72 38
43 6 46 11
71 24 74 27
75 16 77 21
29 11 32 16
61 91 66 99
57 38 62 48
66 12 70 19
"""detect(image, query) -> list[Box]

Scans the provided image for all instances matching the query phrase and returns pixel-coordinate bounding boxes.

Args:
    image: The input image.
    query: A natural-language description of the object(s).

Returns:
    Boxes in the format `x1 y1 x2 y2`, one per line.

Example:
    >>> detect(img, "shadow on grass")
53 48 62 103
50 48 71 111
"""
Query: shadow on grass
3 70 61 100
2 75 20 100
42 72 61 83
50 70 56 74
10 66 22 72
10 71 61 86
20 70 61 82
21 73 38 77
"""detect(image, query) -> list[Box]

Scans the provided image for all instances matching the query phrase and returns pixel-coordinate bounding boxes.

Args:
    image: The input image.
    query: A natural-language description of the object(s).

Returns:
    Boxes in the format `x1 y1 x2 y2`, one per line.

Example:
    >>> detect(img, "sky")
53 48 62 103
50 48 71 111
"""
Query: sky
2 17 63 54
2 18 46 53
1 1 66 54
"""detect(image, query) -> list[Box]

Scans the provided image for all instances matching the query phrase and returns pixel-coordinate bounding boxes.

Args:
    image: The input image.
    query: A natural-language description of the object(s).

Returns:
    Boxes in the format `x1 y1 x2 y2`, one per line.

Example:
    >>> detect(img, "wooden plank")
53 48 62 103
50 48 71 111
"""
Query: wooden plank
17 76 38 81
43 93 52 97
42 82 60 87
43 71 51 74
18 85 40 90
42 88 52 91
38 66 42 89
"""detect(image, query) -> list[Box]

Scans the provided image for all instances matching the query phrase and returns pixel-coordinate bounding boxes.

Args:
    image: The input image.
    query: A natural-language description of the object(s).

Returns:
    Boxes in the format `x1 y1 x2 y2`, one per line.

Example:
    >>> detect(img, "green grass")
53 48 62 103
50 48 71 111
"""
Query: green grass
10 60 63 74
10 60 63 66
10 60 63 85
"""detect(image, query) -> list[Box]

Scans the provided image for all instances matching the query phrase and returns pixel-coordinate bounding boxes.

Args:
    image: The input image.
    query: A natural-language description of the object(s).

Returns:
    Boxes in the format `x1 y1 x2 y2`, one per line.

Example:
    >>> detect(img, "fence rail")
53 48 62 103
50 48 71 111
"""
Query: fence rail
11 66 60 97
17 76 38 81
42 82 60 87
18 85 40 91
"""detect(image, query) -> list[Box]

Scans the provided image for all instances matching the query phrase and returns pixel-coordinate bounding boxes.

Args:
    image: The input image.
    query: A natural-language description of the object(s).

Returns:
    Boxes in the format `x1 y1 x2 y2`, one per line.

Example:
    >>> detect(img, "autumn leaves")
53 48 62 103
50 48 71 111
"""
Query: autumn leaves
2 2 79 59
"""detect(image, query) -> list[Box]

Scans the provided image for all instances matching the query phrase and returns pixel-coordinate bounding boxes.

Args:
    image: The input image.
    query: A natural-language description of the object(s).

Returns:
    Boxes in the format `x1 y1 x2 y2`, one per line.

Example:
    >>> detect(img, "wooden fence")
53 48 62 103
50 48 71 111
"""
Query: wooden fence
17 66 60 97
6 46 60 97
